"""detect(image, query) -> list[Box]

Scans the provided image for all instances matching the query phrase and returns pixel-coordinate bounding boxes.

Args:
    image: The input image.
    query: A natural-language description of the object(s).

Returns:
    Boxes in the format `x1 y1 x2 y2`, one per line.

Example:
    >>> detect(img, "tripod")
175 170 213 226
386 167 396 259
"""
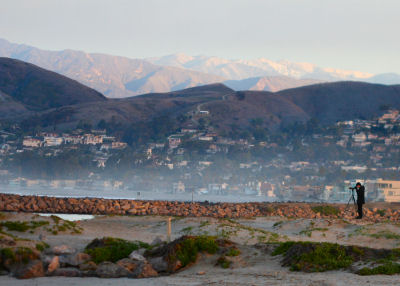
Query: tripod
343 188 357 216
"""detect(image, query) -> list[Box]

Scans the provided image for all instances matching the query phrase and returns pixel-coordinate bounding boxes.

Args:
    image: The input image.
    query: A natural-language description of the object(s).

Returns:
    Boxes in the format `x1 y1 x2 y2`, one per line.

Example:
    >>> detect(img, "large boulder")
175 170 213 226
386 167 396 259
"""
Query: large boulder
60 252 91 266
117 258 139 272
148 257 168 272
116 258 158 278
12 260 44 279
95 261 131 278
79 261 97 272
129 251 146 262
132 261 158 278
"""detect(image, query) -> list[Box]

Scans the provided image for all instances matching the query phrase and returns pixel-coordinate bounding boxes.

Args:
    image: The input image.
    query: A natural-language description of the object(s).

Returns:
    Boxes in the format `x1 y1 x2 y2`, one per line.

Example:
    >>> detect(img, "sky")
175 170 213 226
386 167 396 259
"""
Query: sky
1 0 399 74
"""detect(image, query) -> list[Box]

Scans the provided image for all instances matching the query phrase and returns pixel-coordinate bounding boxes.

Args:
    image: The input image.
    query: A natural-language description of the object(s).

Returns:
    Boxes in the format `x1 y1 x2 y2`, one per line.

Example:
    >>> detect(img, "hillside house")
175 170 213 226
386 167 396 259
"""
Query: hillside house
44 136 63 147
83 134 103 145
23 137 42 148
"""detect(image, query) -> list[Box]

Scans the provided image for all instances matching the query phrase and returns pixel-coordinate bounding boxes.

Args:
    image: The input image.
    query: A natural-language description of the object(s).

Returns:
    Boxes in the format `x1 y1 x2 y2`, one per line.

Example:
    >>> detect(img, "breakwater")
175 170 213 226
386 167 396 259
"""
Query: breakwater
0 193 399 221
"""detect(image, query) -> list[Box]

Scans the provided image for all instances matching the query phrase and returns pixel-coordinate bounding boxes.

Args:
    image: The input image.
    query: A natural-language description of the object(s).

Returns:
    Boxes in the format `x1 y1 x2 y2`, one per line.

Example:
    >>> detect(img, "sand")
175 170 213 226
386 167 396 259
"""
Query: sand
1 212 400 285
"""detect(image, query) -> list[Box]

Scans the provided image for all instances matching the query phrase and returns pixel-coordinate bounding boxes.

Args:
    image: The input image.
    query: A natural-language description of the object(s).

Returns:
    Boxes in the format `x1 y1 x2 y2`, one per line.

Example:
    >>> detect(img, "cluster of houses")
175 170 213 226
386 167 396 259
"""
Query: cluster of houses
337 110 400 148
2 109 400 202
22 130 127 150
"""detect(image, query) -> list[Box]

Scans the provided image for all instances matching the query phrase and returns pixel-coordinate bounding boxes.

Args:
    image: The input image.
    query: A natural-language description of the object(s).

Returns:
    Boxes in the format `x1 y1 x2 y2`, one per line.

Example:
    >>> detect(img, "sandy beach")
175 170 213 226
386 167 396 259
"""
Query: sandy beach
1 210 400 285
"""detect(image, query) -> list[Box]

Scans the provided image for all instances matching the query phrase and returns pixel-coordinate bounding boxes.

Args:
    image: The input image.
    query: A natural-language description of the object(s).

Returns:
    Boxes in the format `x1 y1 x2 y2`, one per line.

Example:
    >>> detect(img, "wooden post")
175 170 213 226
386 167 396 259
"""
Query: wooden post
167 217 172 242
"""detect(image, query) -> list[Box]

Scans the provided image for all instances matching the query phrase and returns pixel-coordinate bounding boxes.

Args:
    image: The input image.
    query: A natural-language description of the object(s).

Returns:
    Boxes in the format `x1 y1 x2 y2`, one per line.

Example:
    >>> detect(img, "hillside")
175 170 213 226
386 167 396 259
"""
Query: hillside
277 81 400 124
2 58 400 135
0 57 106 117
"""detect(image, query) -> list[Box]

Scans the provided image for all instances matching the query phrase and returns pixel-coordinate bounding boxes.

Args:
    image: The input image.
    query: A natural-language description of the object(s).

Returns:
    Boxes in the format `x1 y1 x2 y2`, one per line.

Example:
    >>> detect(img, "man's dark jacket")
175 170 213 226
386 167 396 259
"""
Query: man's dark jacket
356 186 365 204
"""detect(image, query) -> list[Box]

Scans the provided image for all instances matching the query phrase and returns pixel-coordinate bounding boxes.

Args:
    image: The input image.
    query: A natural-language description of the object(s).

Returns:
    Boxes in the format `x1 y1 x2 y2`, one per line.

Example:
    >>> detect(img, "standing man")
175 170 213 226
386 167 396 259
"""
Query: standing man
355 182 365 219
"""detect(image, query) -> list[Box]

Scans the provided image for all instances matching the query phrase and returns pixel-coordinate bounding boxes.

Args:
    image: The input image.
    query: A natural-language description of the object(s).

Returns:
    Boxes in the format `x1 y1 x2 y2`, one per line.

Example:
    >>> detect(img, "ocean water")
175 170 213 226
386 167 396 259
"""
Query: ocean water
36 213 95 221
0 185 277 203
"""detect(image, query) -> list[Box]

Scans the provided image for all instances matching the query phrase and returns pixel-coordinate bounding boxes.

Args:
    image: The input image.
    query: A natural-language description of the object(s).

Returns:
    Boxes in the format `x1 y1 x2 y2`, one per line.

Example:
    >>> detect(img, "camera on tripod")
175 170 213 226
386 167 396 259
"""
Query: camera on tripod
343 186 357 216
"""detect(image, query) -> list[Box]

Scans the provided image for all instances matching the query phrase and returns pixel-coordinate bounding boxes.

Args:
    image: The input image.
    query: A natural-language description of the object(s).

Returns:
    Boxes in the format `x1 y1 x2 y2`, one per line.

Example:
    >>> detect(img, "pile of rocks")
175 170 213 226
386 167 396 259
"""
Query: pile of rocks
1 235 230 279
0 193 399 221
1 243 160 279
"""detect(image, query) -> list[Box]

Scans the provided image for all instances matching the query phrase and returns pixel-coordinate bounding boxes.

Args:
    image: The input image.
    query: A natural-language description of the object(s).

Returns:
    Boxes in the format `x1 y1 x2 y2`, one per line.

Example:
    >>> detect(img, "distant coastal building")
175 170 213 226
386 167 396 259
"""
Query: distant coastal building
365 179 400 202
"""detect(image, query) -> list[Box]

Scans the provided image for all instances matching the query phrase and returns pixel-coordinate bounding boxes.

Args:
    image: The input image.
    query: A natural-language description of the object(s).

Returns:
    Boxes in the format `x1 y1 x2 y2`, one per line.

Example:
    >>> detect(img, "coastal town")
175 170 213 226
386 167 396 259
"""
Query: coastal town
1 109 400 203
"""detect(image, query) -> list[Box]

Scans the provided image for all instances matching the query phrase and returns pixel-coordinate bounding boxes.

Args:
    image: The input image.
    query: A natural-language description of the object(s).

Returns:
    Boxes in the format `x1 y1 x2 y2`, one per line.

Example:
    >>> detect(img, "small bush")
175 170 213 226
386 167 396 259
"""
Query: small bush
30 221 50 229
272 241 296 256
290 243 353 272
175 236 219 267
274 242 353 272
175 238 198 266
1 220 49 232
311 206 340 216
195 236 219 254
1 221 30 232
84 237 150 264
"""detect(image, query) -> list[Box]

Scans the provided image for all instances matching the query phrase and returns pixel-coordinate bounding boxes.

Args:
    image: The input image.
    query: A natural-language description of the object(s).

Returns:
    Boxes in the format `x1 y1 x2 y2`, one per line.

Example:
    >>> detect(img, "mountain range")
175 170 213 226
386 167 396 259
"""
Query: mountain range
1 38 400 98
147 54 374 81
0 39 223 98
2 57 400 136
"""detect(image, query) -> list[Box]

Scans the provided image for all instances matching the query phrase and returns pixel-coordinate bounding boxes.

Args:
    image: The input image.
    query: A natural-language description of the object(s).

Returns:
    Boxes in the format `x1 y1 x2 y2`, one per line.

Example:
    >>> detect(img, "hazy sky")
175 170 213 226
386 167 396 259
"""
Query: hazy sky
1 0 399 74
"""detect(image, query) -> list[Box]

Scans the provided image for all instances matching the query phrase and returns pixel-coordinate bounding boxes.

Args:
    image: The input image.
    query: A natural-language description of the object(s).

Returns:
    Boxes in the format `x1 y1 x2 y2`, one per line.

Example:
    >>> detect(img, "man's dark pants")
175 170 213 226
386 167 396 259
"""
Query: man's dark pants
357 201 363 218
